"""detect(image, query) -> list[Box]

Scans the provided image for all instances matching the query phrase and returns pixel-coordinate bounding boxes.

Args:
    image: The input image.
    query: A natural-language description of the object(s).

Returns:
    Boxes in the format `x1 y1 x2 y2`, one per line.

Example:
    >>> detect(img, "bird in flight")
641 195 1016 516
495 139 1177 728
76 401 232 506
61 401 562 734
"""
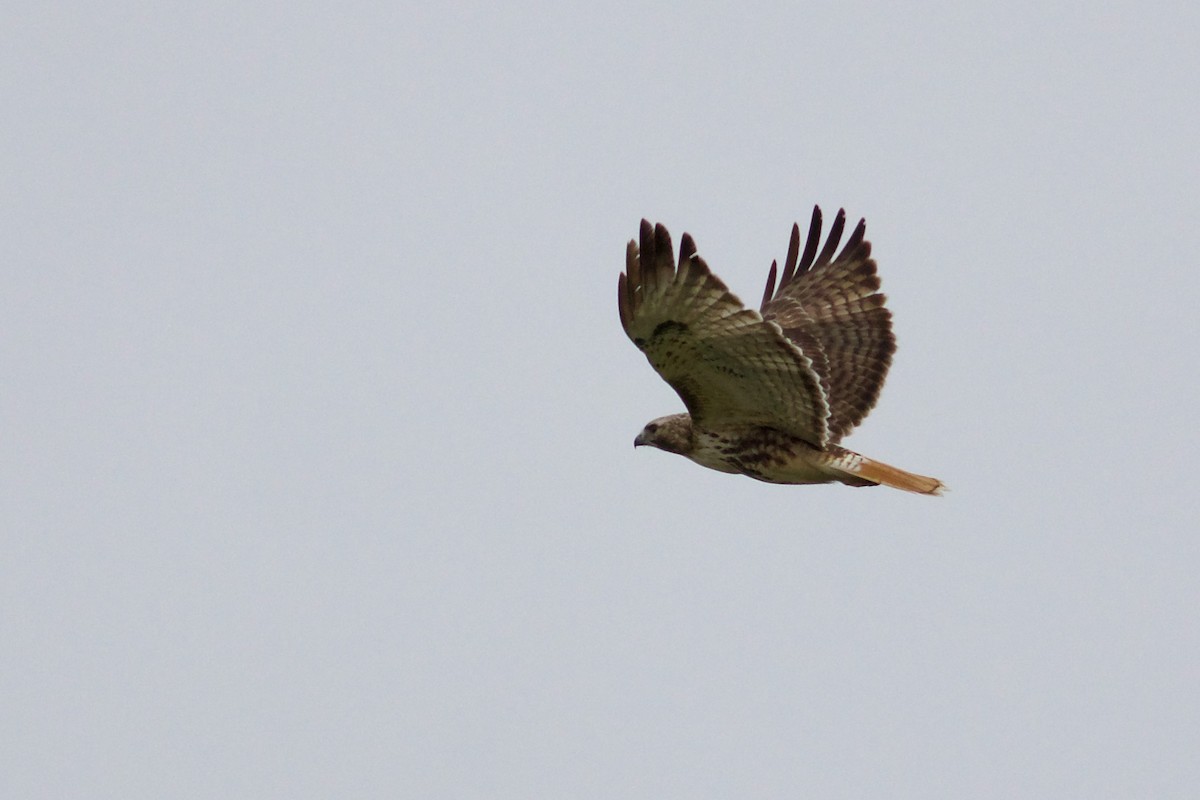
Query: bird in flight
619 207 944 495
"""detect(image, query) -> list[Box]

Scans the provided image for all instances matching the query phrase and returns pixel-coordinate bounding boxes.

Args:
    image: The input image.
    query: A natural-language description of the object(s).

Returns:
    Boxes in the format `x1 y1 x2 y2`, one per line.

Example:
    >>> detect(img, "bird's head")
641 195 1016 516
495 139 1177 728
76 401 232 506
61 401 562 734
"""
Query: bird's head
634 413 693 456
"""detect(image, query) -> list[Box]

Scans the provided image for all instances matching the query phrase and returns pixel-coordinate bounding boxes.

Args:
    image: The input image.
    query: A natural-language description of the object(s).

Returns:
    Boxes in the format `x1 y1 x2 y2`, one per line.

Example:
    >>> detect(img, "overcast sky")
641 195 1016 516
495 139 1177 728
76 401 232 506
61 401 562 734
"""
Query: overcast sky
4 2 1198 797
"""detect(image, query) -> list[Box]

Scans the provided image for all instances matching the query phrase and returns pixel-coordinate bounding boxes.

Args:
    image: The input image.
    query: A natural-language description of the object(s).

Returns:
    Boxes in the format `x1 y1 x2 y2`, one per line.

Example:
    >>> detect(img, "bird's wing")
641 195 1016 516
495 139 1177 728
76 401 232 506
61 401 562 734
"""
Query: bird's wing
760 207 895 443
620 220 830 446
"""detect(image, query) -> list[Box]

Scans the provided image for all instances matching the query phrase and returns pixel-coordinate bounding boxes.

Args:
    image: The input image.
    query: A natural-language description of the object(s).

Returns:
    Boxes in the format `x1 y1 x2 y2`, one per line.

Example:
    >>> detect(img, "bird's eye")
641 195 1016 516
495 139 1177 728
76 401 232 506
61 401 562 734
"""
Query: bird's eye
646 423 659 433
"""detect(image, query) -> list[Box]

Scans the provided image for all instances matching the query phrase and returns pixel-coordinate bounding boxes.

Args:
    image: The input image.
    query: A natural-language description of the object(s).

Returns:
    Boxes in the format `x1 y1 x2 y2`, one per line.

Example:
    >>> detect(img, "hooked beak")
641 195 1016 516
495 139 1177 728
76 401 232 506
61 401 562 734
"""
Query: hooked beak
634 432 646 448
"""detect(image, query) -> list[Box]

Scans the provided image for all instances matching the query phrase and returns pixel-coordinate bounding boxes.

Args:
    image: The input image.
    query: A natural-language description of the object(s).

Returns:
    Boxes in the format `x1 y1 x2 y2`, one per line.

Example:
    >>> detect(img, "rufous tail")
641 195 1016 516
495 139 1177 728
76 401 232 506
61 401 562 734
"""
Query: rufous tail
851 456 945 496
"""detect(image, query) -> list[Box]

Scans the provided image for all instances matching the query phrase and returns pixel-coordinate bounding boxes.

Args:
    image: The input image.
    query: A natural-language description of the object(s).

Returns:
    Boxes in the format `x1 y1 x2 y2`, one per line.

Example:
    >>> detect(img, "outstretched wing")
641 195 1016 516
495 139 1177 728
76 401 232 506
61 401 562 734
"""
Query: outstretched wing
619 220 830 446
760 207 895 443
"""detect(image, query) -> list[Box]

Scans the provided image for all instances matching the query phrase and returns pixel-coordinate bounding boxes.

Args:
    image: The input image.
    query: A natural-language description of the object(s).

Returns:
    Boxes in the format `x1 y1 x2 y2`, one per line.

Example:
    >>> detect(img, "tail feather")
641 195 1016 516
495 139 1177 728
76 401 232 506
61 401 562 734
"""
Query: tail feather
845 454 945 496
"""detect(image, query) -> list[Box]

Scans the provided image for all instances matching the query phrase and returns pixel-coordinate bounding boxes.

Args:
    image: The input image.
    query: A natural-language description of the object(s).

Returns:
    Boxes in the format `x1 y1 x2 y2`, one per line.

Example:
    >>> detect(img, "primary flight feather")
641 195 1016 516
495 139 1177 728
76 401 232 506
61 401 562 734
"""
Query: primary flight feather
619 206 944 495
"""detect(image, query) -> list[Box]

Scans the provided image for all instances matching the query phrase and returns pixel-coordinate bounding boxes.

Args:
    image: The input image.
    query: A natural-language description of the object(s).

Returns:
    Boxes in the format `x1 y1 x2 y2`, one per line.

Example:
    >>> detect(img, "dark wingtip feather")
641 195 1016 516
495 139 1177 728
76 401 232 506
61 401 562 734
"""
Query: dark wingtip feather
815 208 846 267
777 222 802 294
679 232 697 263
798 206 822 275
761 260 778 310
838 217 868 261
654 223 673 262
639 219 654 256
640 220 659 295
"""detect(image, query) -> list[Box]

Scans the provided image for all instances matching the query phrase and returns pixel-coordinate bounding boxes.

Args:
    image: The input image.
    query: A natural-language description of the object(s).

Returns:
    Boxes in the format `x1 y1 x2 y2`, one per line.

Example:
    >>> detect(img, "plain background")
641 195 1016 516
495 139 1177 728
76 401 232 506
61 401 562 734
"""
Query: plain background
4 2 1198 797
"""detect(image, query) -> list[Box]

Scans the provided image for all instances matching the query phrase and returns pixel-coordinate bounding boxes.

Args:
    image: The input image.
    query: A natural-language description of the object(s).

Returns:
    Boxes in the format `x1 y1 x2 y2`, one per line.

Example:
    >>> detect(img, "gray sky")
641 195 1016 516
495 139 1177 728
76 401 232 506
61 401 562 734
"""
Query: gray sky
4 2 1198 797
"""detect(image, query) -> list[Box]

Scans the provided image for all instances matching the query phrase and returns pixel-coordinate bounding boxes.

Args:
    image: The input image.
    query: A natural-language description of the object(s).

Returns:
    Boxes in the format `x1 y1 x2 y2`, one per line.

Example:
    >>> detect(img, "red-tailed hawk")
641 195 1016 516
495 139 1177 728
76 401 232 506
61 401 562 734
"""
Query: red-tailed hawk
619 207 944 495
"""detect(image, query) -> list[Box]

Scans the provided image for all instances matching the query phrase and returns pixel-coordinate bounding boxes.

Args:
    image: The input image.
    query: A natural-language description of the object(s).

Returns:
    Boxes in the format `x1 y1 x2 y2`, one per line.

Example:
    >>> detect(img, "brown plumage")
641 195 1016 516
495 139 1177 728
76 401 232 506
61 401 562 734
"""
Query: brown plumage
619 207 944 495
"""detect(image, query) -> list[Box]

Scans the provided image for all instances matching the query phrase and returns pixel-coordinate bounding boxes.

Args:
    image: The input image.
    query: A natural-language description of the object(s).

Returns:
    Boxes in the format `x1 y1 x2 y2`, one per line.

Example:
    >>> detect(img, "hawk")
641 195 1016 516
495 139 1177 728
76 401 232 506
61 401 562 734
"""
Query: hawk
619 207 944 495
